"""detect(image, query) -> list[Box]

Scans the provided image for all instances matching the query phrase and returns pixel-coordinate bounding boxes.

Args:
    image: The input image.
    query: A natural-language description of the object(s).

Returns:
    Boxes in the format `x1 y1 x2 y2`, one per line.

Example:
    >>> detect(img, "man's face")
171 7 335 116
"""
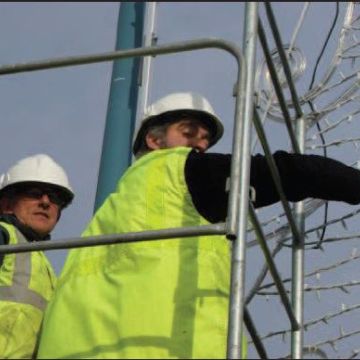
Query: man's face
147 118 211 152
1 186 61 237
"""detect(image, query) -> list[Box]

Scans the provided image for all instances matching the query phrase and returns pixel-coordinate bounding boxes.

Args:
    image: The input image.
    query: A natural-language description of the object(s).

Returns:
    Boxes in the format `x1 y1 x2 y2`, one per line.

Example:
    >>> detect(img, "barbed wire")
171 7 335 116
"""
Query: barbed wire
348 348 360 359
256 303 360 341
307 137 360 150
307 108 360 138
279 329 360 358
257 280 360 296
304 233 360 247
248 207 360 248
302 328 360 355
259 249 360 291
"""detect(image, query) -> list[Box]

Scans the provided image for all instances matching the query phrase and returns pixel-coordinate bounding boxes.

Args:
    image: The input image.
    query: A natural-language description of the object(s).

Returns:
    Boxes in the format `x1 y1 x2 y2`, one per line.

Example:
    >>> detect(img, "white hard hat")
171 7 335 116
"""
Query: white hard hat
133 92 224 155
0 154 74 207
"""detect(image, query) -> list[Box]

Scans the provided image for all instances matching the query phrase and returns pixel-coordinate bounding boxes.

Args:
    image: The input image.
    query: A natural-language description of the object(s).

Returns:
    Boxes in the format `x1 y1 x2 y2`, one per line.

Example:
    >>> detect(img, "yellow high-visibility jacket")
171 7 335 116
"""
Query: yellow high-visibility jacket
38 147 247 359
0 221 57 359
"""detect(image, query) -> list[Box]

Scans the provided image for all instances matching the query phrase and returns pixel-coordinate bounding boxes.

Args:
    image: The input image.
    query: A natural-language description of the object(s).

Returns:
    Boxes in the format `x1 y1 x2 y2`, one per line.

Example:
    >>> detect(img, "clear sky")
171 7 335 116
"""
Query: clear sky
1 2 360 358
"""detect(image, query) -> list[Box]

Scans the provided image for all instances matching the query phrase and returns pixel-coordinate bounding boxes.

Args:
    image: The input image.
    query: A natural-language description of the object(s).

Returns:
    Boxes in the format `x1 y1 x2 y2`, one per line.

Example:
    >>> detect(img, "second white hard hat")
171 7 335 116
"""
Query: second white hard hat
133 92 224 155
0 154 74 207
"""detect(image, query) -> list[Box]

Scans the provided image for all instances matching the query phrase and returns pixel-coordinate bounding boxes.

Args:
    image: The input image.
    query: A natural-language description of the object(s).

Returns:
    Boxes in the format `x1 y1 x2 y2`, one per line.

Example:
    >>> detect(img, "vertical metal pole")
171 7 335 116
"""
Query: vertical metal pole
135 2 157 123
227 3 258 359
291 116 306 359
94 2 146 211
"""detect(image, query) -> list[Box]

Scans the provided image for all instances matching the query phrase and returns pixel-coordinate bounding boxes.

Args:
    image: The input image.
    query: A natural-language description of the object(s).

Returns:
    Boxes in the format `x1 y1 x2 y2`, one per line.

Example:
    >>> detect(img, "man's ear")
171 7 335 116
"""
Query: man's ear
145 132 162 150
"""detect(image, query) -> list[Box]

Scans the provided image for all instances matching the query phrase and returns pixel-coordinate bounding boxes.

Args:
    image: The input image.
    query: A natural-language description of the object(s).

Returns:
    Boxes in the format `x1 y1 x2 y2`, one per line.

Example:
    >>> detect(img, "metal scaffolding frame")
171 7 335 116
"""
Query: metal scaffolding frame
0 3 307 359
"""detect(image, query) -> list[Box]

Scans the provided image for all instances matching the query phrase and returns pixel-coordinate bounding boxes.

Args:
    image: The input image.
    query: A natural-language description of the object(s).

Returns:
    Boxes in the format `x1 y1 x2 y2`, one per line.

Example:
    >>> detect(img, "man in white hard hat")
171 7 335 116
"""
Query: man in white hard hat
0 154 74 359
38 92 360 359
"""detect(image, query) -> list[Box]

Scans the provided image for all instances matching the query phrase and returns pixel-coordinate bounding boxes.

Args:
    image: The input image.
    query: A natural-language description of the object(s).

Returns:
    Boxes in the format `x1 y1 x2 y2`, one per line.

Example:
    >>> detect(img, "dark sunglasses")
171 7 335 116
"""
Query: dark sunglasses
19 187 66 207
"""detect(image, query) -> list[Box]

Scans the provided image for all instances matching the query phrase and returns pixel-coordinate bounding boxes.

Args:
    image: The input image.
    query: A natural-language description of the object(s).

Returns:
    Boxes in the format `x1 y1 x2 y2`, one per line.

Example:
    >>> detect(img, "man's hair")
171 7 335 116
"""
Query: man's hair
135 123 170 159
134 112 212 159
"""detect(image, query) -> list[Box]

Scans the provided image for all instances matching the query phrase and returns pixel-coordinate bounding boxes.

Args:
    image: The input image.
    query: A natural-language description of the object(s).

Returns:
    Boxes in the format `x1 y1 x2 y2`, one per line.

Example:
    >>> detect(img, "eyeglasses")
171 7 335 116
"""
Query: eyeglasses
19 187 66 207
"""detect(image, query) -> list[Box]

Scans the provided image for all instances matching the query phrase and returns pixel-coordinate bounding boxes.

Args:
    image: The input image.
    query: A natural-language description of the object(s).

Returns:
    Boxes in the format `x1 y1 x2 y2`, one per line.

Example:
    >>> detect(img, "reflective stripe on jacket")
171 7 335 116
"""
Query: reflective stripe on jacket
0 222 57 359
38 147 247 359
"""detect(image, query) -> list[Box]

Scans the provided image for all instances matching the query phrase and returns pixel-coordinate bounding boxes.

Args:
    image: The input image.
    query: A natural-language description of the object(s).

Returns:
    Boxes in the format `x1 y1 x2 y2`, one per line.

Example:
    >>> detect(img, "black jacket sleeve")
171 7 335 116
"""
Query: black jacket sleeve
185 151 232 223
251 150 360 207
185 150 360 223
0 226 9 268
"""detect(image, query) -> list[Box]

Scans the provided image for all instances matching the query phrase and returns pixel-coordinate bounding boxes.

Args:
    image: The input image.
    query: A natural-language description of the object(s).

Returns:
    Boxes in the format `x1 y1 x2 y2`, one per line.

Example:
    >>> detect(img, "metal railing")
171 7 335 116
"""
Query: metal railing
0 3 308 358
259 3 306 358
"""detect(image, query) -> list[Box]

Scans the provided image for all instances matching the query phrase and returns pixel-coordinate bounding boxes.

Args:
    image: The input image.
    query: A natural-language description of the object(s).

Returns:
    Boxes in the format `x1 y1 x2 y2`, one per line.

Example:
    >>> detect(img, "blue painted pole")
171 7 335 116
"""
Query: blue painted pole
94 2 145 211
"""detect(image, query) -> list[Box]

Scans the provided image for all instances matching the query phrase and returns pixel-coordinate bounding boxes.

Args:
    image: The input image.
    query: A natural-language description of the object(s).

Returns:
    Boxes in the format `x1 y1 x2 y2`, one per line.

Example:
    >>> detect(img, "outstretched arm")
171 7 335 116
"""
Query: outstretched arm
185 150 360 223
251 150 360 207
